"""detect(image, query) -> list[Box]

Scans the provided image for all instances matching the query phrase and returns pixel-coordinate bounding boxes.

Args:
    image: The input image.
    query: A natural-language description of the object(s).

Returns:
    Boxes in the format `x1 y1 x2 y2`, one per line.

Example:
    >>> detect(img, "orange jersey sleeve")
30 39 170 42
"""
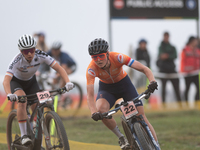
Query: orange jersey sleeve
86 61 98 85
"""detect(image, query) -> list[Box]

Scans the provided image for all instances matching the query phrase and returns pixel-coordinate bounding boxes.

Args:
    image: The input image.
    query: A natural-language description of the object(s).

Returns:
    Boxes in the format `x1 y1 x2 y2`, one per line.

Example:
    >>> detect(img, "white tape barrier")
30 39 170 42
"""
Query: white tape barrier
153 70 200 79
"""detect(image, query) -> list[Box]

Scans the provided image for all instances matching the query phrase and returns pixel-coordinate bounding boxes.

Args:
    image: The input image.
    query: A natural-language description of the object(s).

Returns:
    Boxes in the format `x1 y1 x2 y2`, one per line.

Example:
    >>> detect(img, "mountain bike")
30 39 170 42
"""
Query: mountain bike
102 89 160 150
7 87 70 150
11 73 83 112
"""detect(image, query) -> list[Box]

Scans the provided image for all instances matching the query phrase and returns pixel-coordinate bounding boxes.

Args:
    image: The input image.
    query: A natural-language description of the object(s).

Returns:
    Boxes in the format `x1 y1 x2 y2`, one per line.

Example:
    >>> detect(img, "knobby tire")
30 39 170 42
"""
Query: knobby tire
7 109 18 150
45 111 70 150
134 122 155 150
121 116 140 150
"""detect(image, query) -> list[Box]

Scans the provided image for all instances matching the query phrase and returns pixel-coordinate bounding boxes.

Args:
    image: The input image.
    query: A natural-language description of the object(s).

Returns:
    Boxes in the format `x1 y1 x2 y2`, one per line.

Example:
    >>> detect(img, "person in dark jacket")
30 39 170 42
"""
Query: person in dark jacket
157 32 182 106
136 39 150 68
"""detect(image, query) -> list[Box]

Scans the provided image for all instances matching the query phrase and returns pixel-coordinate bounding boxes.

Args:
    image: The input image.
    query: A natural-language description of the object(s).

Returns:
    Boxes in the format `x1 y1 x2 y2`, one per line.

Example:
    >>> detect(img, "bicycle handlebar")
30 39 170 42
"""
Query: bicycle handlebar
102 88 152 118
8 86 69 103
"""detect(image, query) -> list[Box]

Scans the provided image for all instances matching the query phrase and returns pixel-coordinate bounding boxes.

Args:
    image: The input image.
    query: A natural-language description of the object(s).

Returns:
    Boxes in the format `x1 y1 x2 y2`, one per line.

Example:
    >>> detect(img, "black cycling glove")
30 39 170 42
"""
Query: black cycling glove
91 112 103 121
148 81 158 93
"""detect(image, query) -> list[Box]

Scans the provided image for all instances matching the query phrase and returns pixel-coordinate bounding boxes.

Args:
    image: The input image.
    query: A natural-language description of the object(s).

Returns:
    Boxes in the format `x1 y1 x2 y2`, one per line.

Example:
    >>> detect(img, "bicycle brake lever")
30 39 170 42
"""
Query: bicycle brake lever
106 116 112 119
145 93 151 99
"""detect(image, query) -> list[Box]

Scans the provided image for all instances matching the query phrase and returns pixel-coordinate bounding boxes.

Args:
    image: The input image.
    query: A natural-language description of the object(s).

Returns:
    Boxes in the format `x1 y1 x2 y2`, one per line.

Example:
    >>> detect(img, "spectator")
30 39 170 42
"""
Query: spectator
48 41 76 76
33 32 49 52
156 32 182 106
135 39 150 89
136 39 150 68
180 36 200 103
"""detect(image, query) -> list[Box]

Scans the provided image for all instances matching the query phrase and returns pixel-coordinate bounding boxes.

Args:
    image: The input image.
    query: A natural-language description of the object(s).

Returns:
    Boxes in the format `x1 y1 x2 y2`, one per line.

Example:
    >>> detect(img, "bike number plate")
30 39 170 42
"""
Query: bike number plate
36 91 52 103
121 101 138 119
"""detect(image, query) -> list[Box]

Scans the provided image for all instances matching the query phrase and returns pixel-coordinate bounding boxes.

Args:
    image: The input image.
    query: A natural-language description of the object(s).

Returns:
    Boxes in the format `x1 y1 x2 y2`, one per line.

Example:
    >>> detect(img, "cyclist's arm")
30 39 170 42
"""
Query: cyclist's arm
87 84 97 114
61 64 72 75
3 75 12 95
51 62 70 83
130 60 156 82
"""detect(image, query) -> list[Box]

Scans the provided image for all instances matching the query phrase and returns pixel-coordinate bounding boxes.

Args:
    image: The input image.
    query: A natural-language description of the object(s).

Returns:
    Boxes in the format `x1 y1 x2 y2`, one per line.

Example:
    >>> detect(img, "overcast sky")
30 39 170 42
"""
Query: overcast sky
0 0 199 88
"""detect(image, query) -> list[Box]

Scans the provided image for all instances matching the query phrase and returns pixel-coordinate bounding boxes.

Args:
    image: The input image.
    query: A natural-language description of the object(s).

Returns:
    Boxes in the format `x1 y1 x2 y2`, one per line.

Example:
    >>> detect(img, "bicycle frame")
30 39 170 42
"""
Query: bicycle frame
102 89 160 150
9 87 67 150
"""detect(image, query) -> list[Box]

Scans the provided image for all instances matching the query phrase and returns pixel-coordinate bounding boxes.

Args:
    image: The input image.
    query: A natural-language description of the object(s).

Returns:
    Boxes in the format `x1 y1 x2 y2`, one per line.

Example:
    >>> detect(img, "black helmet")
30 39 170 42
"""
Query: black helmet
88 38 109 55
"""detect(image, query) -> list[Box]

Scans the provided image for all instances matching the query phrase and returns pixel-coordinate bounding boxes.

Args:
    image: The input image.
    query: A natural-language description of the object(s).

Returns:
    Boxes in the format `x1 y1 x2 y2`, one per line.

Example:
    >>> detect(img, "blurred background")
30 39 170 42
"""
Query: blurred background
0 0 200 150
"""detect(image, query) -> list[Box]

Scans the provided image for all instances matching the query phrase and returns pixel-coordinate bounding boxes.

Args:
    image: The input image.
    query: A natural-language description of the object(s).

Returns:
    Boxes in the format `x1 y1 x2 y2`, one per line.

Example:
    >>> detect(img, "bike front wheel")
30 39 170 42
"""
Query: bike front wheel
44 111 70 150
134 122 156 150
7 109 21 150
121 116 140 150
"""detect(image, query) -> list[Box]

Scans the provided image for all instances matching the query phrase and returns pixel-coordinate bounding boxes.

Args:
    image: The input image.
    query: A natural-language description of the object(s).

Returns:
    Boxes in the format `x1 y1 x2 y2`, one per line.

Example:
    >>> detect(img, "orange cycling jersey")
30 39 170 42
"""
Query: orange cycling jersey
86 52 135 85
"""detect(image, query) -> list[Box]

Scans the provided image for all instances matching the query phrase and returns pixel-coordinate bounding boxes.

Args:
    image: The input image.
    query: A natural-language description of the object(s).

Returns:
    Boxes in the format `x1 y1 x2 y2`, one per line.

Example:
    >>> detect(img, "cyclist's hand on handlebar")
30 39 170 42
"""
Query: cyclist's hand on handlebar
91 112 103 121
148 81 158 93
7 94 18 102
65 82 74 92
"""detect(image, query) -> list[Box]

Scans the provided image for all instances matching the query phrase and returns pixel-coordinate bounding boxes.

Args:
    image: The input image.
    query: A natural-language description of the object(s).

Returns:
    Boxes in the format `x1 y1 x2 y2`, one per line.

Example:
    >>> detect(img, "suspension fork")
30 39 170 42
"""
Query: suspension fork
128 117 143 150
40 103 54 149
40 111 52 149
135 115 160 150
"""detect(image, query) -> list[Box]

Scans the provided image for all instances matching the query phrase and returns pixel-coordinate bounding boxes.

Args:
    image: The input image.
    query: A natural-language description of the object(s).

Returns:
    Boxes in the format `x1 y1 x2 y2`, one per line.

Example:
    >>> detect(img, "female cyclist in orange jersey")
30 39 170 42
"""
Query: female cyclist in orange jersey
86 38 160 150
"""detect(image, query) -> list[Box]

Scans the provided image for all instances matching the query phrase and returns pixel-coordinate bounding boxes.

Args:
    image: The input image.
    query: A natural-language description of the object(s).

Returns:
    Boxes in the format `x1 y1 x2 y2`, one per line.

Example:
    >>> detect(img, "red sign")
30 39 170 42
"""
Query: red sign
113 0 125 10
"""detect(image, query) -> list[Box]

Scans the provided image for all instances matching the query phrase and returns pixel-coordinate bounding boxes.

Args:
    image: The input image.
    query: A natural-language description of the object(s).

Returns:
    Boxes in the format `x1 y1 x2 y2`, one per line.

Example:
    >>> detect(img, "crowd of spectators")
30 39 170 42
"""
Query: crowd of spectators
134 31 200 108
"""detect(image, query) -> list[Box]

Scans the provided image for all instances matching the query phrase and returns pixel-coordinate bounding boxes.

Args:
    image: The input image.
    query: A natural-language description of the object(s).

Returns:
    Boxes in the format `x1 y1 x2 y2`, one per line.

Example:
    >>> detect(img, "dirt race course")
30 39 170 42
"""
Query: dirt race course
0 107 122 150
0 133 120 150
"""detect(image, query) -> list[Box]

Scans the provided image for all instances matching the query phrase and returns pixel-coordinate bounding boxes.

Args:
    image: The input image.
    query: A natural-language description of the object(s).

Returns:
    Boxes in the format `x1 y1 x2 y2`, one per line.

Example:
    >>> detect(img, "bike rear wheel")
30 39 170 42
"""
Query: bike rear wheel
45 111 70 150
134 122 156 150
121 116 140 150
7 109 21 150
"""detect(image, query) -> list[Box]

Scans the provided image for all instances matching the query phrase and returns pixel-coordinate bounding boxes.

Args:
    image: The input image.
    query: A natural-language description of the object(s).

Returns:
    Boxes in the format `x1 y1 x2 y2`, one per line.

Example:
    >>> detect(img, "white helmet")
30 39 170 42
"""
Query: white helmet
18 34 37 50
51 41 62 50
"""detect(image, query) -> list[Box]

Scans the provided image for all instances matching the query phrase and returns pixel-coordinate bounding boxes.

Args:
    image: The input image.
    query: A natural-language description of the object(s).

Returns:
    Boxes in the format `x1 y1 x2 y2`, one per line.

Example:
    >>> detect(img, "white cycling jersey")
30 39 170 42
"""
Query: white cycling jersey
6 50 56 81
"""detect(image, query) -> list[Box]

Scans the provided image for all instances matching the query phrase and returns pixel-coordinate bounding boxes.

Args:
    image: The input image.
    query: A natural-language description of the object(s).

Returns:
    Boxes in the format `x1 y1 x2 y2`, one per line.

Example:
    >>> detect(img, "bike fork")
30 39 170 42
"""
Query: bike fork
40 113 52 149
145 125 161 150
129 122 143 150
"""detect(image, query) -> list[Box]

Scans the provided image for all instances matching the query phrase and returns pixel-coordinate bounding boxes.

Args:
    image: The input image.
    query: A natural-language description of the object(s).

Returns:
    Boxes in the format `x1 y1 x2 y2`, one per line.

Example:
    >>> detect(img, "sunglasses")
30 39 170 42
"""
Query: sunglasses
91 53 107 61
21 48 35 55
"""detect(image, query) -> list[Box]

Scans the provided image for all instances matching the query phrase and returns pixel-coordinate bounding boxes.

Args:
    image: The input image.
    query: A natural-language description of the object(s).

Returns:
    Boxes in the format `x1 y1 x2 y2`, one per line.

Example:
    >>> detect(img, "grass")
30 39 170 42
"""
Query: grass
0 109 199 150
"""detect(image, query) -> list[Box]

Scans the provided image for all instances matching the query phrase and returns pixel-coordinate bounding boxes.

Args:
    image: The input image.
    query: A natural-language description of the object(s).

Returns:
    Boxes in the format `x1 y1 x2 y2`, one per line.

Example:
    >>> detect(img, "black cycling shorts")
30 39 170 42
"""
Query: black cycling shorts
10 75 40 102
96 75 143 109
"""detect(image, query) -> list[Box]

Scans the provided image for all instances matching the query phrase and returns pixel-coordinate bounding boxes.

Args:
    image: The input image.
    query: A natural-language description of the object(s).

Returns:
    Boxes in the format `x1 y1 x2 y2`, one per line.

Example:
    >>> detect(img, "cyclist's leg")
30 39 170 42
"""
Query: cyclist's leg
10 77 30 142
96 98 130 149
15 89 27 136
14 90 32 145
96 98 117 130
137 106 158 141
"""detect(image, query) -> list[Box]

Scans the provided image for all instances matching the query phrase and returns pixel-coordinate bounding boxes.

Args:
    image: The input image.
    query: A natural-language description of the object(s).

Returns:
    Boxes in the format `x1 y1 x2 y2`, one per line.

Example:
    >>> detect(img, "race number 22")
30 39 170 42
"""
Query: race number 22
121 101 138 119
